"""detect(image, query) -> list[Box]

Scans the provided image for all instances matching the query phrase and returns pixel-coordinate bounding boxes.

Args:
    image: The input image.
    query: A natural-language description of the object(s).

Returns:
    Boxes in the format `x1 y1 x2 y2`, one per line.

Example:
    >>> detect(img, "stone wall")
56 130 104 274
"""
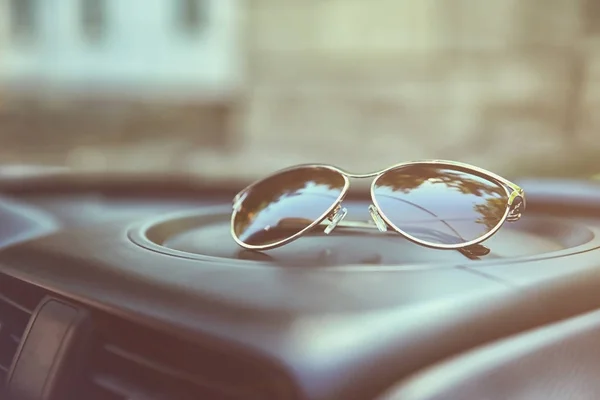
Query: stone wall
232 0 599 180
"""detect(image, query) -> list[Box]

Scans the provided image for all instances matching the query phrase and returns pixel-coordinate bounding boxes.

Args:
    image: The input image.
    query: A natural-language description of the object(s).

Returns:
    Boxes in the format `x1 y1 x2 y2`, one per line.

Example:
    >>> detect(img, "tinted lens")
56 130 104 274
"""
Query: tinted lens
372 165 509 246
233 167 346 247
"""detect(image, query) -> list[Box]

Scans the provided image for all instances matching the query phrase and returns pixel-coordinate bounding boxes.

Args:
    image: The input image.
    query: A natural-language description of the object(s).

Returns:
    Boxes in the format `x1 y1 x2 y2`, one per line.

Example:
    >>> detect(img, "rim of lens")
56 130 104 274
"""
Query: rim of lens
370 162 511 249
230 164 350 251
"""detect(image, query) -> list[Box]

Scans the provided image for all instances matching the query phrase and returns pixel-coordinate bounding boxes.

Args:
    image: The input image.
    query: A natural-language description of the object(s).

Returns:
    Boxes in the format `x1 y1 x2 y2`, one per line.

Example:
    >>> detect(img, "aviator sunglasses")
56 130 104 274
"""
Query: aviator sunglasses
230 160 525 258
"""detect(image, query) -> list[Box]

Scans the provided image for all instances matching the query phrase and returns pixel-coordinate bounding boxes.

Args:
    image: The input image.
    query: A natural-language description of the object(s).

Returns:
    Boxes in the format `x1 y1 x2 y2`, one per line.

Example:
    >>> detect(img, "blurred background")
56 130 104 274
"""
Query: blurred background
0 0 598 182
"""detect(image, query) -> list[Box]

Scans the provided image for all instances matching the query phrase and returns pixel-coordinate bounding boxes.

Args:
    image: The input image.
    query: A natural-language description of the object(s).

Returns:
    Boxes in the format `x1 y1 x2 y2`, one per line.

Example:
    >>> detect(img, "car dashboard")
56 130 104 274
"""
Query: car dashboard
1 174 600 400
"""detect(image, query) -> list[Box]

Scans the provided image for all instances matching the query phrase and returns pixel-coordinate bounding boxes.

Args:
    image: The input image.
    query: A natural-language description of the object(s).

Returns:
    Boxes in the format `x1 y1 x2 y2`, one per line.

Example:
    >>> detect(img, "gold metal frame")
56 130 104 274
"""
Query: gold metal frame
230 160 525 256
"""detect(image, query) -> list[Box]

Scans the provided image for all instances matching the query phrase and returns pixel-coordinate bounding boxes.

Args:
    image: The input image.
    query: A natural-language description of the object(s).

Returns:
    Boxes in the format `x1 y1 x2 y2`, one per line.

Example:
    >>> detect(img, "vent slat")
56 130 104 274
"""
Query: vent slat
94 343 255 399
0 293 33 315
0 273 45 390
0 330 23 373
91 372 173 400
87 345 233 400
83 314 279 400
104 343 188 379
0 275 289 399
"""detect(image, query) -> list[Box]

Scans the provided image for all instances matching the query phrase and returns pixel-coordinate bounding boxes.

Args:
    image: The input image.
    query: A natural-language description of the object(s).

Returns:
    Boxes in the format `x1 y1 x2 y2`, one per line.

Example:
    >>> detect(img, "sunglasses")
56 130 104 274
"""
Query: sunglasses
230 160 525 259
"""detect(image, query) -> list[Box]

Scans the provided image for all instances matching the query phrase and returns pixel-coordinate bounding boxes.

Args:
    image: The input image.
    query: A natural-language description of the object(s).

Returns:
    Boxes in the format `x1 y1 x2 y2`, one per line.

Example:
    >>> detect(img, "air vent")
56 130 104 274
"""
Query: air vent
83 315 291 400
0 273 46 384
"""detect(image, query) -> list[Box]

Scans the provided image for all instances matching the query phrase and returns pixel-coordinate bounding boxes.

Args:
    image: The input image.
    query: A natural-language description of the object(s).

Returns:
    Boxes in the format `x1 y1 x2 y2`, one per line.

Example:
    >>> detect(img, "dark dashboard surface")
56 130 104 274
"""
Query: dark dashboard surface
1 175 600 400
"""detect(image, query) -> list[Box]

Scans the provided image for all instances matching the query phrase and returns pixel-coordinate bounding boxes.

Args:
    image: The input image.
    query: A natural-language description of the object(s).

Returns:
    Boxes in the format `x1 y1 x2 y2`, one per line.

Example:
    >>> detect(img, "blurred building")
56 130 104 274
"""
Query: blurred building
0 0 599 178
0 0 239 96
0 0 241 166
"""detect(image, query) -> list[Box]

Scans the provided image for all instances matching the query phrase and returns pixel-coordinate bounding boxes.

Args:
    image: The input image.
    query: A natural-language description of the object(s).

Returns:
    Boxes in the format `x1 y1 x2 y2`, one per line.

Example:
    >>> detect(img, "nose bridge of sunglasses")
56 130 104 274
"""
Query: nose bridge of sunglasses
324 206 348 235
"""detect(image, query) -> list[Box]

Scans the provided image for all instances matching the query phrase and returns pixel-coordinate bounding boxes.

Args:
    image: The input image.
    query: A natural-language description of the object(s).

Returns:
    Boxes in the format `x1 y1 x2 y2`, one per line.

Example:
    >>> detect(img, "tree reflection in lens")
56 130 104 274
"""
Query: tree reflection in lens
373 165 508 245
233 167 346 247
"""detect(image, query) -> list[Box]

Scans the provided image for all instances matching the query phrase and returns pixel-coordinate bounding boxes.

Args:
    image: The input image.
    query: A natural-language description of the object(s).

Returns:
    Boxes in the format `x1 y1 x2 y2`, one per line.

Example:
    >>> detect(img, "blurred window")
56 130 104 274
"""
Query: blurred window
80 0 106 44
9 0 37 44
176 0 207 36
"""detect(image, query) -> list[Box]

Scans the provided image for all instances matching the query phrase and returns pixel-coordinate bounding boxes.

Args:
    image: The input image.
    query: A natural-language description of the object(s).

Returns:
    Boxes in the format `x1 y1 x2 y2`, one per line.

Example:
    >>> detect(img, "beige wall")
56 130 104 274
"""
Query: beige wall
217 0 598 180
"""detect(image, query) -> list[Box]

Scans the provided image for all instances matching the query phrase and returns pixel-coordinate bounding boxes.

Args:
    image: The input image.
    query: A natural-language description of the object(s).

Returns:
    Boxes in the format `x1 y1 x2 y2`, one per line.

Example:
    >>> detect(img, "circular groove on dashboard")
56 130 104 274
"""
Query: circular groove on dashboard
127 202 600 270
